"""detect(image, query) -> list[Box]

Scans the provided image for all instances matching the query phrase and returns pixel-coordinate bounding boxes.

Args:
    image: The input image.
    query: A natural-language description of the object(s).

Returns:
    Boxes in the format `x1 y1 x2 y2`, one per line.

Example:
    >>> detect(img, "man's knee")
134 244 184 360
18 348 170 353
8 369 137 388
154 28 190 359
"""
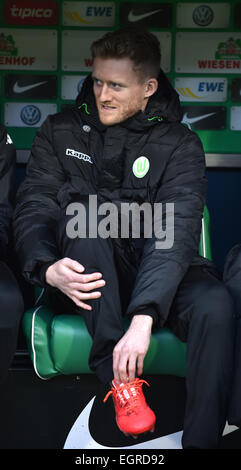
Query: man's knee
57 207 116 270
192 282 234 331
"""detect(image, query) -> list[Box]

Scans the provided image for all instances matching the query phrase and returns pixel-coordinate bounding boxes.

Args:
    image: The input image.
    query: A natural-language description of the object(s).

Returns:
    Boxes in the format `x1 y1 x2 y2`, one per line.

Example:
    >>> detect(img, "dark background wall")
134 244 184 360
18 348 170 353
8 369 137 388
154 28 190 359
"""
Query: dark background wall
206 169 241 270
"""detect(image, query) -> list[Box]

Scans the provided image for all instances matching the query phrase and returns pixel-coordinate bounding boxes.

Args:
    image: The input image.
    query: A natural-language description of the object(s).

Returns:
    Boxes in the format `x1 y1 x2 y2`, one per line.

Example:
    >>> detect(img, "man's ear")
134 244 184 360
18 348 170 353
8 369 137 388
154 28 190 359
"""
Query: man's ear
144 78 158 98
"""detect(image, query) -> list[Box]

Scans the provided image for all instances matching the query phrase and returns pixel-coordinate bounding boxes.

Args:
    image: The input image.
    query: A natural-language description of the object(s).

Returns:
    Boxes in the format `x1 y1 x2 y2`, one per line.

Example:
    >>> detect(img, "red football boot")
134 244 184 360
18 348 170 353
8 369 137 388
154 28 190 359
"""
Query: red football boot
103 378 156 438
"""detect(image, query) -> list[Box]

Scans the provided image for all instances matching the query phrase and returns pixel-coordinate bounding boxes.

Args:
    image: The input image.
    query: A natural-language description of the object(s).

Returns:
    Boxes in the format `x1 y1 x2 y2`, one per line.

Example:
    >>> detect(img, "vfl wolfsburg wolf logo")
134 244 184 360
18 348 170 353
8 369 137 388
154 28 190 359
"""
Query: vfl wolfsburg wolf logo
132 156 150 178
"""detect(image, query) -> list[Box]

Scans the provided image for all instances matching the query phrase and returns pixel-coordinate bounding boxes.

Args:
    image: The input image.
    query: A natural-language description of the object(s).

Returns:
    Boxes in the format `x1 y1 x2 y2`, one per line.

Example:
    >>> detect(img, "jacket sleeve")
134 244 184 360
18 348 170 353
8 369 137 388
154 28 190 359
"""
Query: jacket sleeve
0 124 16 259
126 129 207 328
13 116 66 285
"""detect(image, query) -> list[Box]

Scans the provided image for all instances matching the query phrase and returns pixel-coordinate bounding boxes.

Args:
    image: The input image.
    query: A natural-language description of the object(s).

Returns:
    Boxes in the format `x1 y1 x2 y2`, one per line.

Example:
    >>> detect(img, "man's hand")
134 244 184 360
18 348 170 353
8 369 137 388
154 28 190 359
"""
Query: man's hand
45 257 105 310
113 315 153 384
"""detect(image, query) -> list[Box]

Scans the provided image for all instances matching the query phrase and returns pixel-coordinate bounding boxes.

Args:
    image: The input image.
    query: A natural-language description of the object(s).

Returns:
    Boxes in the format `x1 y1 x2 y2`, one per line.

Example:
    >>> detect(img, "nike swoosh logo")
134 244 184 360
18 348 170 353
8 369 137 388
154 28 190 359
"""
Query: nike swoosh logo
13 81 48 94
182 112 216 124
64 395 183 449
63 395 237 449
128 9 162 22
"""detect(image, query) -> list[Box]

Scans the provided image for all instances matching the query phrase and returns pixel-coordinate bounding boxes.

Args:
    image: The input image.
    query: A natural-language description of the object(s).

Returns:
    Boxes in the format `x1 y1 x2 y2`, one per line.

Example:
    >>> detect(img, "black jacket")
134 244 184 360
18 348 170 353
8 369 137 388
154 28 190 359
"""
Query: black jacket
13 71 209 327
0 124 16 259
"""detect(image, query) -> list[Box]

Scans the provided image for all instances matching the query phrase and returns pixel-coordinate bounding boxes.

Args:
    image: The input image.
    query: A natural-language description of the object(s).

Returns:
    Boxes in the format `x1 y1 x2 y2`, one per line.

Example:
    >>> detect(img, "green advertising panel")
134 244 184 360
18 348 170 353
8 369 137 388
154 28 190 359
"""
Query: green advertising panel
0 0 240 159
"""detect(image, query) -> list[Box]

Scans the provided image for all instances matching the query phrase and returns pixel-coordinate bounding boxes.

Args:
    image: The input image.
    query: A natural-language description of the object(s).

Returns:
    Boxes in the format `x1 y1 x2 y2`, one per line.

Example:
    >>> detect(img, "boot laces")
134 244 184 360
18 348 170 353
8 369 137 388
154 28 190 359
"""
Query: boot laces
103 378 149 415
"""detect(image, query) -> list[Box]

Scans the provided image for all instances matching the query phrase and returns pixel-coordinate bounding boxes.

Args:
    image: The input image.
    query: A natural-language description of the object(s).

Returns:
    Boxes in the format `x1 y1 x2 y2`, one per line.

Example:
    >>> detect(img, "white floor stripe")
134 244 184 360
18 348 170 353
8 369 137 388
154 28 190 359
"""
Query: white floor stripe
63 396 239 450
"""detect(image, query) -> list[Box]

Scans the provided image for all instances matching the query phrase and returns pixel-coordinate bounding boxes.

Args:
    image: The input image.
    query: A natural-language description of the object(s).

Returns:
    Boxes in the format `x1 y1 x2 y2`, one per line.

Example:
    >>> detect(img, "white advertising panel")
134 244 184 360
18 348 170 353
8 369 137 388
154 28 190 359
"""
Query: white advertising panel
62 1 115 27
230 107 241 130
61 75 87 100
62 31 171 72
154 32 171 72
176 3 230 28
62 30 108 71
0 29 57 70
175 33 241 74
175 77 227 102
4 102 57 127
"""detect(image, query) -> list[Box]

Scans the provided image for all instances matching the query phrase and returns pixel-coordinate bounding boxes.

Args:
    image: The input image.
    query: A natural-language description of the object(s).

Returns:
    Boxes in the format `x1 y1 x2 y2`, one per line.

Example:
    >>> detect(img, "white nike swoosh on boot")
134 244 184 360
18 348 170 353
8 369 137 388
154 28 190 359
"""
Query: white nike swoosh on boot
128 9 163 22
13 81 48 93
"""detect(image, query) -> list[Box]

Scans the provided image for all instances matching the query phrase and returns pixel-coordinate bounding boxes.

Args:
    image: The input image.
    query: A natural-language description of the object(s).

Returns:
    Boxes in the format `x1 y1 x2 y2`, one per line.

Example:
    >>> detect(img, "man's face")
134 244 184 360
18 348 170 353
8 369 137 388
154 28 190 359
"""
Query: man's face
92 57 150 126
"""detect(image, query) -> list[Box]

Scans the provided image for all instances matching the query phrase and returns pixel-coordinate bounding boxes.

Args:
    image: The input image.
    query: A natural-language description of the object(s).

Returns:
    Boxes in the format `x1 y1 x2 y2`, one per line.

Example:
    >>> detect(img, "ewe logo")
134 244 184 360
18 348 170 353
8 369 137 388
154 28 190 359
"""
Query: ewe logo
132 156 150 178
20 104 41 126
175 77 227 102
63 2 115 27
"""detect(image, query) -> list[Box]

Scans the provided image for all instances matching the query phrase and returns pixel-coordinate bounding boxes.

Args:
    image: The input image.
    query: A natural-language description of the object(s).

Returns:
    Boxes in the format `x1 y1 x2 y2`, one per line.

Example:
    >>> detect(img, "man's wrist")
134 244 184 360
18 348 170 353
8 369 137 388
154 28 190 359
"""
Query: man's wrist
129 305 158 328
45 263 56 286
131 314 153 329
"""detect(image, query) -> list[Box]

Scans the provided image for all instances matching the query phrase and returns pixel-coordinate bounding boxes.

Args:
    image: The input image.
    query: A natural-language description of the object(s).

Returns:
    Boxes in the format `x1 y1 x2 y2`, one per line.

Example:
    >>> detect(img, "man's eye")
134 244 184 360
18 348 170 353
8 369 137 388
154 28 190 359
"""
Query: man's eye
111 83 120 89
94 79 102 86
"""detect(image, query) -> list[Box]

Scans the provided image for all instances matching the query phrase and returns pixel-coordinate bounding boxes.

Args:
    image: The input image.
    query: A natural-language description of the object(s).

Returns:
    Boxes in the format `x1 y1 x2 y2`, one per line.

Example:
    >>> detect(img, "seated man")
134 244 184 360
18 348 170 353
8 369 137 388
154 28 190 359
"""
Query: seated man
13 28 234 448
223 245 241 427
0 124 23 383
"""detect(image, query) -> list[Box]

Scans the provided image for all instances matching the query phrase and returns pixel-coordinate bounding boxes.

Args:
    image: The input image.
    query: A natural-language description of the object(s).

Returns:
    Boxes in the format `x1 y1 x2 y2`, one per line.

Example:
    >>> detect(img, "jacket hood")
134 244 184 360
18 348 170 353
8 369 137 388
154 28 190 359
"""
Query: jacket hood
147 68 183 122
76 68 183 130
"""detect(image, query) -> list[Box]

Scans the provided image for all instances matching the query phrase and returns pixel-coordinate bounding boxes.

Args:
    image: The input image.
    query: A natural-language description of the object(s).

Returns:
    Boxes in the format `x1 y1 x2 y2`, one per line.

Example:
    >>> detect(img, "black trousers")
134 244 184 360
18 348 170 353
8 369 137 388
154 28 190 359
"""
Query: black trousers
0 261 24 383
166 266 234 449
51 209 235 449
223 244 241 427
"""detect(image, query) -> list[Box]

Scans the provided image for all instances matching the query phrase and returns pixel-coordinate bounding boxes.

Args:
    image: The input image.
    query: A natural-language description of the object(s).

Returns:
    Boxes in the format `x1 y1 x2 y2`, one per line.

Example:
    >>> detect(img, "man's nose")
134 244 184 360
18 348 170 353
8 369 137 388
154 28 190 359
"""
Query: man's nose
99 84 112 102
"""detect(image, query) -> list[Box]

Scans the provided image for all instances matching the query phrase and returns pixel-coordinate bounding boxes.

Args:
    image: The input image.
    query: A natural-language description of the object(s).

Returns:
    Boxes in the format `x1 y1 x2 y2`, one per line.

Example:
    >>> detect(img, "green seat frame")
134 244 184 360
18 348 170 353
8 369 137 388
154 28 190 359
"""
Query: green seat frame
22 206 212 380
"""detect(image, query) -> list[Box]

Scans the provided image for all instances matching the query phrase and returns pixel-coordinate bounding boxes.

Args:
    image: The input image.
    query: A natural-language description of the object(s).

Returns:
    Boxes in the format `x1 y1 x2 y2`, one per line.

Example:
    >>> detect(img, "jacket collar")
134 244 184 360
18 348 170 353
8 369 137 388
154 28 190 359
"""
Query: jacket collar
75 69 183 132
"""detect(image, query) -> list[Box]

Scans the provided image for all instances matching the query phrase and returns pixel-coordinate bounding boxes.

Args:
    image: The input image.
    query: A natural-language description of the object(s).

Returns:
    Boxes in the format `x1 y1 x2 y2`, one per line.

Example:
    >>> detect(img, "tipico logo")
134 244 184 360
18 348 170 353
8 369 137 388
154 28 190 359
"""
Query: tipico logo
132 156 150 178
